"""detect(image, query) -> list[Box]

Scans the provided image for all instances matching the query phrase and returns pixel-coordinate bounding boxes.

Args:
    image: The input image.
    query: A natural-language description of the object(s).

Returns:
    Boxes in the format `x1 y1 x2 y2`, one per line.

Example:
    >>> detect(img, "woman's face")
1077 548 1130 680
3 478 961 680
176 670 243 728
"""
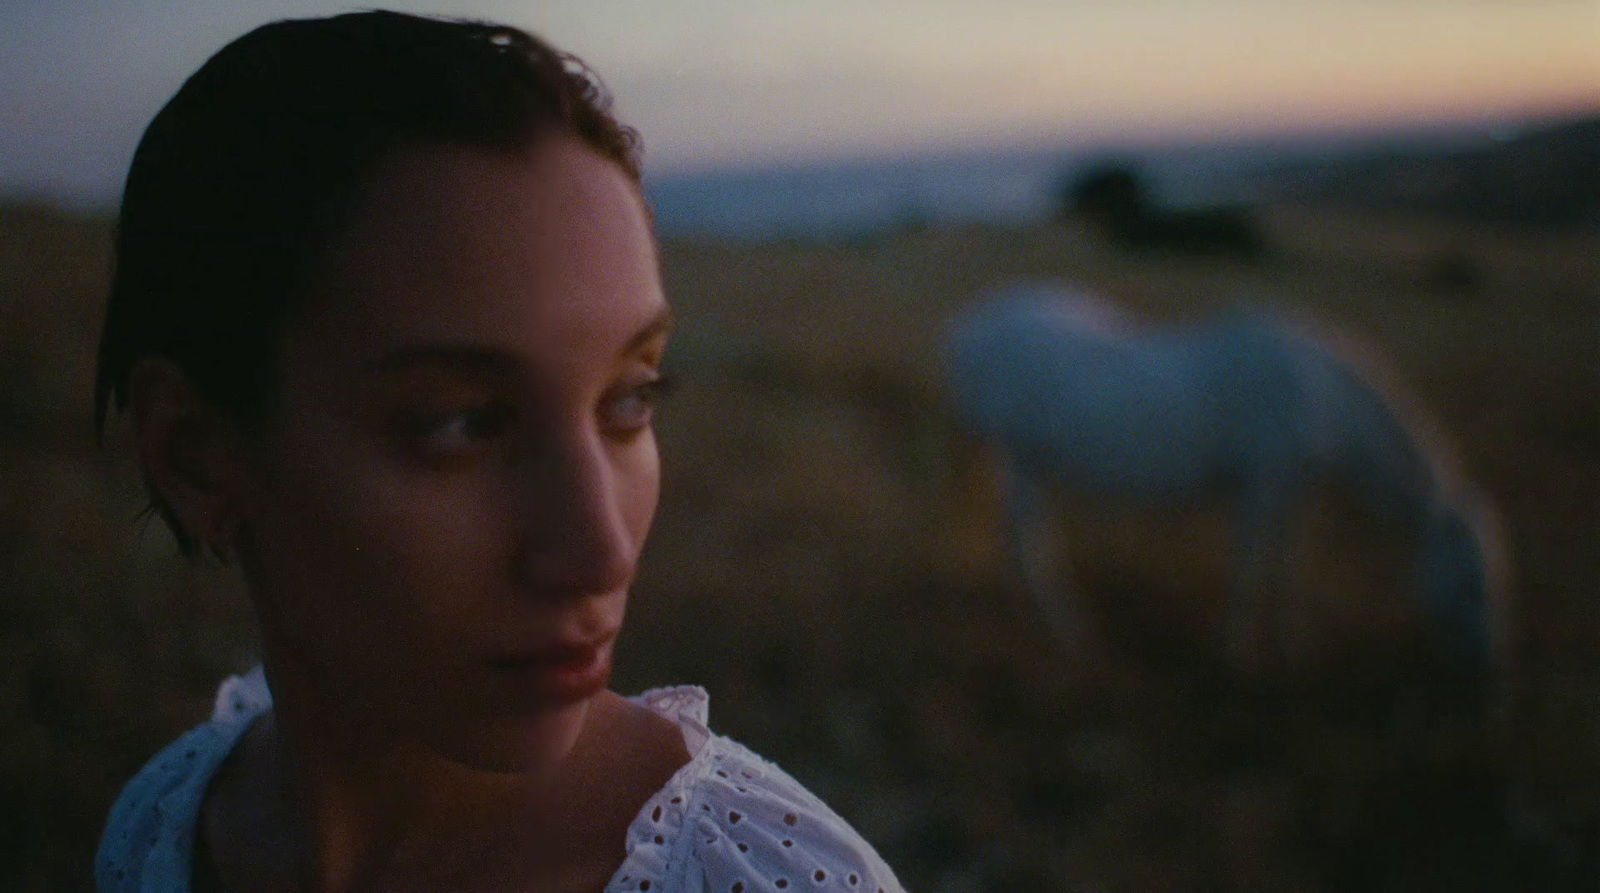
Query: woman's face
228 136 670 769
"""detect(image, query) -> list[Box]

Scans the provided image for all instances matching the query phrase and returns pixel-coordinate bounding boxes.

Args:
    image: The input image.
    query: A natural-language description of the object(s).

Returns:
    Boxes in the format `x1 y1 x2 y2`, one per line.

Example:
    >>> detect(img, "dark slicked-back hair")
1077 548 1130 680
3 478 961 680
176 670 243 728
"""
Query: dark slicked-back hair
96 10 643 553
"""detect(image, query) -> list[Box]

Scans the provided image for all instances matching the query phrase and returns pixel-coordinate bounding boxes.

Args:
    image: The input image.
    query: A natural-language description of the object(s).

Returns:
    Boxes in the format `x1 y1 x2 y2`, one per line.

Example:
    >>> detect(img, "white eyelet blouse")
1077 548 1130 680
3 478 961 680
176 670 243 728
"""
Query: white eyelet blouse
96 667 905 893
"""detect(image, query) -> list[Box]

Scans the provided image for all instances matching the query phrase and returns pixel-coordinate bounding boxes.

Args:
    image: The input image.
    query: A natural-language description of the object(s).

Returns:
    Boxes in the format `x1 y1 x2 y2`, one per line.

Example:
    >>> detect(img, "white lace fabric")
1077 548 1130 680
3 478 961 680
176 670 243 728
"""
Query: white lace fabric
95 668 905 893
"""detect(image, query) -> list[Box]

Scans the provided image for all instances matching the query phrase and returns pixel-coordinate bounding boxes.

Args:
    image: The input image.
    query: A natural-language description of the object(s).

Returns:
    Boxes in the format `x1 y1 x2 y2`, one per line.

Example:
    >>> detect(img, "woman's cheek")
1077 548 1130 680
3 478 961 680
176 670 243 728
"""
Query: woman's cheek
355 470 512 586
282 442 501 605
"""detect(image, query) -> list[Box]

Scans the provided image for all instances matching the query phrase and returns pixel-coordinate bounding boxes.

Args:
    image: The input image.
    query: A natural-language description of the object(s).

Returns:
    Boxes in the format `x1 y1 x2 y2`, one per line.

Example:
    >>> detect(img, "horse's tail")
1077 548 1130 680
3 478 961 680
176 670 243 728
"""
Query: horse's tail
1413 489 1512 682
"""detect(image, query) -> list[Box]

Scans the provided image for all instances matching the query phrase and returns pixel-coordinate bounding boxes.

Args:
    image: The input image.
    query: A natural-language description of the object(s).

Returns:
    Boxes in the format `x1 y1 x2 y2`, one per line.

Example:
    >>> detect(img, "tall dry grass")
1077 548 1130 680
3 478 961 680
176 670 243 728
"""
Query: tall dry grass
2 201 1596 891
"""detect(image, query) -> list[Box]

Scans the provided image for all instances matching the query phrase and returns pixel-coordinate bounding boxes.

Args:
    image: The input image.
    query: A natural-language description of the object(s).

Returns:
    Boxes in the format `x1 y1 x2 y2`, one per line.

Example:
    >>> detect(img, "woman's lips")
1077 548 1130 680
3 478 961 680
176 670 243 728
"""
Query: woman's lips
487 634 615 706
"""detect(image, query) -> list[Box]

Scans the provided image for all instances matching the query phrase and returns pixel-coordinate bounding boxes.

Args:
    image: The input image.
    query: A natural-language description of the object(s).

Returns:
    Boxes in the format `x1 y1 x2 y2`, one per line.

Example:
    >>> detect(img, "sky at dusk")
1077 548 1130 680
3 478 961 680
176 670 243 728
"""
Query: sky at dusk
2 0 1596 209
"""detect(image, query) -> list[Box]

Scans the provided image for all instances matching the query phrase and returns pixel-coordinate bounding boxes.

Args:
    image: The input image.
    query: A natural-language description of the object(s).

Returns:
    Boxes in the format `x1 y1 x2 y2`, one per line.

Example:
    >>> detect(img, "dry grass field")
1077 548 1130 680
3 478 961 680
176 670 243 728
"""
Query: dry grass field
1 198 1596 891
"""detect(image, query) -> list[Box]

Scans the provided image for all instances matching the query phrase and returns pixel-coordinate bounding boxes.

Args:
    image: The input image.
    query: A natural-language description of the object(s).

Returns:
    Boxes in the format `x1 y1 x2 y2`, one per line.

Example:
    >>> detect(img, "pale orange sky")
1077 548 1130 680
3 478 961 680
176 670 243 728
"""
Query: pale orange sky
1 0 1596 203
552 0 1600 167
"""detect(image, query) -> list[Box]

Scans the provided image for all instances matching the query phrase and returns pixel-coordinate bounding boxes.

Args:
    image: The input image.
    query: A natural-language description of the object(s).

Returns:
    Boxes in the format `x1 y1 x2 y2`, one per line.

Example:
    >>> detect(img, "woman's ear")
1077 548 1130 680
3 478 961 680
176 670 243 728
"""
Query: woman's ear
127 358 248 559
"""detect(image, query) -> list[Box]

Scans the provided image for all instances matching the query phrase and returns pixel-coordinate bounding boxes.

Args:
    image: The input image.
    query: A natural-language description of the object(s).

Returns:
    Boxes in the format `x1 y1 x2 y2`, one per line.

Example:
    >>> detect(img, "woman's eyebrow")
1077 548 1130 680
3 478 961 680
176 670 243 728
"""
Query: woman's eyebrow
365 344 517 377
363 310 673 376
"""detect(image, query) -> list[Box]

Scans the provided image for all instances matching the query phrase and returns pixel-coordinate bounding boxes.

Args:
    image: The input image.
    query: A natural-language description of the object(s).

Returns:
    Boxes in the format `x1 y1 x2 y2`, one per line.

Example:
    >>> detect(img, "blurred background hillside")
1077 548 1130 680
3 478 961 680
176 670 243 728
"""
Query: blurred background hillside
2 2 1598 891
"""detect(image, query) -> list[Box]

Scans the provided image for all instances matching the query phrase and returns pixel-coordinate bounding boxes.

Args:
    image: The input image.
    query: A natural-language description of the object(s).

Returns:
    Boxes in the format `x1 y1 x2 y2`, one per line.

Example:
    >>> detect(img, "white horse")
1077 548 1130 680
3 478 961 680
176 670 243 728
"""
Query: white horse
944 282 1505 676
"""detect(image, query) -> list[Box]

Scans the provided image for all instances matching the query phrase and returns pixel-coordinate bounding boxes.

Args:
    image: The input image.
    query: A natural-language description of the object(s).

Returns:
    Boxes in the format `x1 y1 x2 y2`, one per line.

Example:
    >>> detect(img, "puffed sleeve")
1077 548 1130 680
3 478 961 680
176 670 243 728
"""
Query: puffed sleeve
96 667 270 892
687 745 904 893
609 730 905 893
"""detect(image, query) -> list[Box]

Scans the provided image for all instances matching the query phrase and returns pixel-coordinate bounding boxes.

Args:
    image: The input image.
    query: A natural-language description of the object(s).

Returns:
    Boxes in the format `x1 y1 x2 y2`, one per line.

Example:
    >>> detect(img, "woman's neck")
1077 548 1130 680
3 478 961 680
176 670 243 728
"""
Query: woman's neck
261 658 596 890
202 676 691 893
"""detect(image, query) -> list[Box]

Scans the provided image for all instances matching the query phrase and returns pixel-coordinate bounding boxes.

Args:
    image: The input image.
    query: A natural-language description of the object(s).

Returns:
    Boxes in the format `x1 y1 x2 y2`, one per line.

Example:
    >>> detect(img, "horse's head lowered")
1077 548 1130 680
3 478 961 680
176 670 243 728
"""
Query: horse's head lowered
1414 489 1510 678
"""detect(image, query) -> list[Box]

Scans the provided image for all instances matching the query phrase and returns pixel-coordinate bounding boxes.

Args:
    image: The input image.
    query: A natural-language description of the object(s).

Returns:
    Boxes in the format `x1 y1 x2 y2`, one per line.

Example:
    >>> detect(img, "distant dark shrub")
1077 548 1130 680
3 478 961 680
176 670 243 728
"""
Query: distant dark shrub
1059 161 1267 259
1062 162 1148 222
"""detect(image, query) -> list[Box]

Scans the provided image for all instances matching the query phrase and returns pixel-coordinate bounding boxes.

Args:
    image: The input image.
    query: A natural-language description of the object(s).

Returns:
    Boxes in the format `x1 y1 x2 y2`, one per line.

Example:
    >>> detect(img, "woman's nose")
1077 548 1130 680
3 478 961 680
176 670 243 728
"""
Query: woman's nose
511 431 638 598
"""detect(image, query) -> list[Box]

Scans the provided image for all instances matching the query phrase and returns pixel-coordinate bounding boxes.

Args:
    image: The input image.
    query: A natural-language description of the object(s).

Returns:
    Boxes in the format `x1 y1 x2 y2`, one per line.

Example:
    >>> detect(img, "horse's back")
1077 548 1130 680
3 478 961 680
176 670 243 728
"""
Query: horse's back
945 286 1288 497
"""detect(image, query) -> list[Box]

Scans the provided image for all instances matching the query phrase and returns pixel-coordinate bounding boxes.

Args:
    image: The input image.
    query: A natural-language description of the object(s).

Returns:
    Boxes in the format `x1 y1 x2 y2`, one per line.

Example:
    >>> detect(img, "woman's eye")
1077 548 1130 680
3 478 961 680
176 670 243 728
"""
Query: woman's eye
402 405 513 461
601 374 674 436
